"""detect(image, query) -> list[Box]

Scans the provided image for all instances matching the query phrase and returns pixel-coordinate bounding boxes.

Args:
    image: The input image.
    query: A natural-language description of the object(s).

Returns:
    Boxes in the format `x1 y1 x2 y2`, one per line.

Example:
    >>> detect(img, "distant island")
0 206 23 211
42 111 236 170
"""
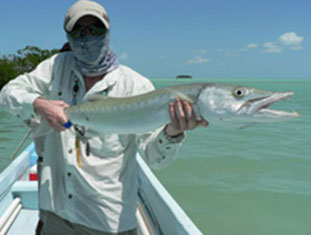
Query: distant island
176 75 192 79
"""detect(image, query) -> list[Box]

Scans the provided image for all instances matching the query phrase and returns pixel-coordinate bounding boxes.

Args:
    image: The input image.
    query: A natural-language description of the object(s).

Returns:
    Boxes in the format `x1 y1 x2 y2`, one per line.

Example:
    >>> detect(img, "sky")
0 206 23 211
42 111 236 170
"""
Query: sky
0 0 310 79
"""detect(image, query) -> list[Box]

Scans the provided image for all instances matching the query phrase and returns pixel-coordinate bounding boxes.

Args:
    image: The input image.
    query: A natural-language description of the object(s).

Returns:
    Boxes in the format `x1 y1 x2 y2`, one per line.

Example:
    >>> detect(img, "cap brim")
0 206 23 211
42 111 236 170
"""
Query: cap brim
65 11 110 32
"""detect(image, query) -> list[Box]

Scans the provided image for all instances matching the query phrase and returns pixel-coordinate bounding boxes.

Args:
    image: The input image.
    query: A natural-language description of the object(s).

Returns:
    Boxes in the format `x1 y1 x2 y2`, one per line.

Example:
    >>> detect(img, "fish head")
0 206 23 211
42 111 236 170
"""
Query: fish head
197 84 300 128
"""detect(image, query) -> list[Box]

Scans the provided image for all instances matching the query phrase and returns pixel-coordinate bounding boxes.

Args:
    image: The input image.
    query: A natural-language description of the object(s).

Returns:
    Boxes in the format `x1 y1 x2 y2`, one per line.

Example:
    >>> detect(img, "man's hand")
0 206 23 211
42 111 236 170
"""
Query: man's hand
166 98 209 137
33 98 69 132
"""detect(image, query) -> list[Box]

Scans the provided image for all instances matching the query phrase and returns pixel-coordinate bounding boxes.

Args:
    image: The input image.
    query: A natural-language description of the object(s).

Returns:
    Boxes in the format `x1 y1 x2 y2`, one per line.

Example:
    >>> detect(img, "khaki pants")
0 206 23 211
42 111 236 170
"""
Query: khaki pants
40 210 137 235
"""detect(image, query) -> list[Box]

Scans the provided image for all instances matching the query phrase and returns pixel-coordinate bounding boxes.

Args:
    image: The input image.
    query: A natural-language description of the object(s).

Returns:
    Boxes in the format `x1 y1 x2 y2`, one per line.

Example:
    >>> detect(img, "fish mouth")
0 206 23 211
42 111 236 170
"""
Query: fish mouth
252 92 300 118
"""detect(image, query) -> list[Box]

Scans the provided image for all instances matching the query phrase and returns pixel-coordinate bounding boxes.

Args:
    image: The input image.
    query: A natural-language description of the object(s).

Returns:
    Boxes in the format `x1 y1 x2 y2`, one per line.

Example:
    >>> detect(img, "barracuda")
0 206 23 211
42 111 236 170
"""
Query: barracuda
65 83 300 133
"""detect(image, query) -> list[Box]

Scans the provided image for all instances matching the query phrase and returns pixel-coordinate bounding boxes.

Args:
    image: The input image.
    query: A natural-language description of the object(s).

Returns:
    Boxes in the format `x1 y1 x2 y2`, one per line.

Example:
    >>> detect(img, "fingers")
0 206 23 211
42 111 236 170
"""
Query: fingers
34 99 70 133
51 100 70 108
169 102 179 130
184 101 197 130
167 99 184 136
168 98 209 136
46 111 68 132
176 98 187 130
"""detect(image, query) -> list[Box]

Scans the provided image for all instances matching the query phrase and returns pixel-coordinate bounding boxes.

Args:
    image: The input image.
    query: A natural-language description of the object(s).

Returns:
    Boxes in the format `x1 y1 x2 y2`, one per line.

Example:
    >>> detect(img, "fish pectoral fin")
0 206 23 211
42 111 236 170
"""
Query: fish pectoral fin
168 89 194 104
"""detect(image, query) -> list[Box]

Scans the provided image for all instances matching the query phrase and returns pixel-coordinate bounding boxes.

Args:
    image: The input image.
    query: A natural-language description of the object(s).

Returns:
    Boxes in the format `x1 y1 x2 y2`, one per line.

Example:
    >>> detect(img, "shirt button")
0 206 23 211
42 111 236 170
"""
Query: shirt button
68 149 73 154
68 194 73 199
67 172 71 177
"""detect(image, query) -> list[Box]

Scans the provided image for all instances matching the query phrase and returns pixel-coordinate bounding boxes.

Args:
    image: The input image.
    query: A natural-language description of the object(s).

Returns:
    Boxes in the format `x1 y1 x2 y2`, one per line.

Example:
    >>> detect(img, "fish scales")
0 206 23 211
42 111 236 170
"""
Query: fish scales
65 82 299 134
66 83 206 134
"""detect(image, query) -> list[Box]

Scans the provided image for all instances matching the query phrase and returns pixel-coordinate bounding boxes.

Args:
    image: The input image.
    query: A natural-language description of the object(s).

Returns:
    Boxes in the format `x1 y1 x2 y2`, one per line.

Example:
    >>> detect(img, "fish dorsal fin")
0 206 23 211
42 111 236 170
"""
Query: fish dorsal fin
168 88 194 104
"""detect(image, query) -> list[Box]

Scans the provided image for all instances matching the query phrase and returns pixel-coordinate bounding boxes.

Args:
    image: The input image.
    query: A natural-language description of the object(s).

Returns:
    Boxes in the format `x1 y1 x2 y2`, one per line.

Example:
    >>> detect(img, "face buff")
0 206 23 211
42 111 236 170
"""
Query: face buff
67 31 119 77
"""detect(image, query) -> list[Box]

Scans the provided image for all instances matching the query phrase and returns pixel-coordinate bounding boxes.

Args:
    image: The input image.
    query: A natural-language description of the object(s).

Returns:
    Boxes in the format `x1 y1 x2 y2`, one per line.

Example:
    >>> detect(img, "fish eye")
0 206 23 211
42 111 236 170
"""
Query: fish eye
233 88 246 98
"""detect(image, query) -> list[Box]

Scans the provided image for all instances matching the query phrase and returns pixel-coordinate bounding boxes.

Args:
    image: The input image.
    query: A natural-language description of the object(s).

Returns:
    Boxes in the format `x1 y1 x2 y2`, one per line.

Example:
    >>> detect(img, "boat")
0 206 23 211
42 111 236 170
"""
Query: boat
0 142 203 235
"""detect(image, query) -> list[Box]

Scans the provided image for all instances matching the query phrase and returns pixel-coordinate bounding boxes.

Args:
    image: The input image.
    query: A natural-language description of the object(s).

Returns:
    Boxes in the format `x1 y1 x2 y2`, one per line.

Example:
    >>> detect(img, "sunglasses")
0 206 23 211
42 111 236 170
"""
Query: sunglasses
68 25 107 39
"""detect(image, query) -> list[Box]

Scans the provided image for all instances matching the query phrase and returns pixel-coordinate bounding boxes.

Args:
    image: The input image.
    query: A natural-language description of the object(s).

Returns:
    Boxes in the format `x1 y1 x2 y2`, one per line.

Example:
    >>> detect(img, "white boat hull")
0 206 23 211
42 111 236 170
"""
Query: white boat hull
0 143 202 235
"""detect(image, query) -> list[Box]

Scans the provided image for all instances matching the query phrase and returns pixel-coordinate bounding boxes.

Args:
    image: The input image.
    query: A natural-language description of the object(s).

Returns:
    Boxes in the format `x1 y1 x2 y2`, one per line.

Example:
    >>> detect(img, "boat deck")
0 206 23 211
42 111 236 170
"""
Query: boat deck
2 188 148 235
7 209 38 235
1 143 202 235
7 207 149 235
2 180 148 235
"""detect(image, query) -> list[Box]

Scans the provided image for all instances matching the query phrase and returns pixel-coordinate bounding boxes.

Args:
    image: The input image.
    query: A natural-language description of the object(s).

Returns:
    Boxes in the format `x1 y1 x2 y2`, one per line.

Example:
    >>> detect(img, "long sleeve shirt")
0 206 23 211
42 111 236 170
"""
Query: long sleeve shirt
0 52 184 233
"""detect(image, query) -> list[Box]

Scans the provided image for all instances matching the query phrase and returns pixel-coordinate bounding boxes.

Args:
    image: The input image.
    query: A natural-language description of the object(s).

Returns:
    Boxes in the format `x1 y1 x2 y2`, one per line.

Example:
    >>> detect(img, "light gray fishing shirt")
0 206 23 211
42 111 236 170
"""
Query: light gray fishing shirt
0 52 184 233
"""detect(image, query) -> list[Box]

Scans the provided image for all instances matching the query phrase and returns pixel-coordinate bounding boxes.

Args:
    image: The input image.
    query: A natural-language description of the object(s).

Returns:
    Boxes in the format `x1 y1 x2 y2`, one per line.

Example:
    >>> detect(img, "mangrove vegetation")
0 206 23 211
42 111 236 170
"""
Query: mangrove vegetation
0 46 59 89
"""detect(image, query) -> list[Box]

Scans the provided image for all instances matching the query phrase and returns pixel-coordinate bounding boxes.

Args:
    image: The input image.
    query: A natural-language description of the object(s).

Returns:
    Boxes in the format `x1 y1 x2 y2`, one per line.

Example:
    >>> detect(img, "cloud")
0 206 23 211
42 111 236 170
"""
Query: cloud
119 52 128 60
187 55 210 64
278 32 304 46
246 43 259 49
278 32 304 50
187 49 210 64
242 43 258 51
217 32 303 56
262 42 283 54
261 32 304 53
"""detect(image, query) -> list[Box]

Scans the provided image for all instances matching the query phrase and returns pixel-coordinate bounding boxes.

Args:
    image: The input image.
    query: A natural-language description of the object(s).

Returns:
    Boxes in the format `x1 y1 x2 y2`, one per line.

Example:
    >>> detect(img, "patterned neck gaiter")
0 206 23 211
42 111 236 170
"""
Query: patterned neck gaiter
67 31 119 77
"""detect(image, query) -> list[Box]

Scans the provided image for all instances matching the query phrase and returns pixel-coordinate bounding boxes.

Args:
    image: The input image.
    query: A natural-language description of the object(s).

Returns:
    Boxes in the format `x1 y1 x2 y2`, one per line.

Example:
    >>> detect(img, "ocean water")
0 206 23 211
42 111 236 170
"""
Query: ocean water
0 79 310 234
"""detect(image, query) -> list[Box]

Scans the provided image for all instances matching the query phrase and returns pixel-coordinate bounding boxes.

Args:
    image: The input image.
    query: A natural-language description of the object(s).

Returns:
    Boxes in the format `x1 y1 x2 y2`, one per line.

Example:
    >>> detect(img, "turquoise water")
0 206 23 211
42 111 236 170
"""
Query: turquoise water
0 110 32 172
1 79 310 234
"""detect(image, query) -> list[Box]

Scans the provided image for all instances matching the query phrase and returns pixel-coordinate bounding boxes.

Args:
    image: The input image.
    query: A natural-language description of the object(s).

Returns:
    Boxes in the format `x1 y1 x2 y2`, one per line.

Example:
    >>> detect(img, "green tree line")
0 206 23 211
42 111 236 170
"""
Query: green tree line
0 46 59 89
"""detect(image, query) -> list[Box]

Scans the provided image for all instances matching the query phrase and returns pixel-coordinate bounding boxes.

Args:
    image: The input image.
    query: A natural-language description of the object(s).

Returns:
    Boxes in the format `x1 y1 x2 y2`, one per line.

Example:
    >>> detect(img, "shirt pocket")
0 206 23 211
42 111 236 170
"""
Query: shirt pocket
87 134 132 158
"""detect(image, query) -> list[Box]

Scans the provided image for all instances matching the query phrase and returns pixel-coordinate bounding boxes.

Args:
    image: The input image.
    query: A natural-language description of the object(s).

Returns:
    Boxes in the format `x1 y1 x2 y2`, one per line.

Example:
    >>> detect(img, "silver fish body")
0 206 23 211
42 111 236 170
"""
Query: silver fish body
65 83 300 134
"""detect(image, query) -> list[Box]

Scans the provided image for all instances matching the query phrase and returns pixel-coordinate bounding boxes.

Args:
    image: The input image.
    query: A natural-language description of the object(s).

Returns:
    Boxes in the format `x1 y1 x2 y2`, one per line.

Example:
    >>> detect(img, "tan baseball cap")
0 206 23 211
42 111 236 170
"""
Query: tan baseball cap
64 0 110 32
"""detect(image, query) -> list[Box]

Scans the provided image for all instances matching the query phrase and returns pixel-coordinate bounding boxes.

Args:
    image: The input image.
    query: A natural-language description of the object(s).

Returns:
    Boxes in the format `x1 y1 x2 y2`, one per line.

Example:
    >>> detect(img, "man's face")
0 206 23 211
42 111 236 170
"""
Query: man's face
69 16 107 38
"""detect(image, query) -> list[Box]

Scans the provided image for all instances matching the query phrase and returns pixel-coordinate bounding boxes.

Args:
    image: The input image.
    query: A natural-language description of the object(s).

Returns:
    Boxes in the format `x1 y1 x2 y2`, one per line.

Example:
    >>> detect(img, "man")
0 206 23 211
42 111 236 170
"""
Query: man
0 0 208 234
